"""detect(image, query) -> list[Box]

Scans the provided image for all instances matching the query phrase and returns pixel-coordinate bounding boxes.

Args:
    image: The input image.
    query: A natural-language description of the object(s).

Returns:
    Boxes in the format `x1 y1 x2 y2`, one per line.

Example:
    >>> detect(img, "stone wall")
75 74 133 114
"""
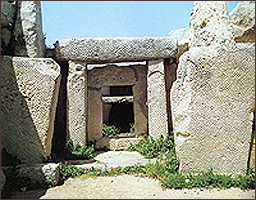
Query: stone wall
1 56 61 163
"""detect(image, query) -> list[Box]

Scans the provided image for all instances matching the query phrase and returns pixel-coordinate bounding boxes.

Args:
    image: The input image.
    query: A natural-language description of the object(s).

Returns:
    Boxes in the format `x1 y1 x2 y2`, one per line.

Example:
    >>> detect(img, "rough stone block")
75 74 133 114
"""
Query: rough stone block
147 59 168 139
1 1 16 27
16 163 60 185
67 61 87 146
1 170 6 191
230 1 255 43
189 1 235 48
13 1 45 58
1 28 12 48
55 37 177 63
171 43 255 175
1 56 61 163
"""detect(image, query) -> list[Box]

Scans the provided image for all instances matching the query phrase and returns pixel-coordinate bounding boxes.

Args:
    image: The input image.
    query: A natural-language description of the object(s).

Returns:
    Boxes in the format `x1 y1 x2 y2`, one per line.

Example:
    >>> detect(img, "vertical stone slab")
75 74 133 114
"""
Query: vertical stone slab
133 66 148 137
171 43 255 175
147 59 168 139
67 61 87 146
87 88 102 142
13 1 45 58
1 56 61 163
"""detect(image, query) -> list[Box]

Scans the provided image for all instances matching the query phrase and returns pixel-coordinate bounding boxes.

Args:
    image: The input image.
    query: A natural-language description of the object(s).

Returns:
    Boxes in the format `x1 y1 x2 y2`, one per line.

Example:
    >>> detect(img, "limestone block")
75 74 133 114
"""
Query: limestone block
1 28 12 48
16 163 60 185
55 37 177 63
13 1 45 58
189 1 235 48
171 43 255 175
67 61 87 146
1 56 61 163
147 59 168 139
168 27 191 59
1 170 6 190
1 1 16 27
109 138 142 151
230 1 255 43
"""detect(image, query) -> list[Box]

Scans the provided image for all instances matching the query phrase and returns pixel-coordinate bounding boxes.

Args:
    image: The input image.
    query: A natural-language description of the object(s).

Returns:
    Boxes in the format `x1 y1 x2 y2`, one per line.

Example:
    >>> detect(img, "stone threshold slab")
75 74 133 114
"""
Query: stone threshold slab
87 61 146 70
55 37 177 63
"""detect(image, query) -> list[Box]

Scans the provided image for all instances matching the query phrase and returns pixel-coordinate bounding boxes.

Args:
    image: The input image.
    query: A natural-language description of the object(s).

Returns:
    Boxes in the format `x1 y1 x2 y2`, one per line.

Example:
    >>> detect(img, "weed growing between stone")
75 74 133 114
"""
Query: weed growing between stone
102 123 135 137
56 133 255 191
65 139 95 159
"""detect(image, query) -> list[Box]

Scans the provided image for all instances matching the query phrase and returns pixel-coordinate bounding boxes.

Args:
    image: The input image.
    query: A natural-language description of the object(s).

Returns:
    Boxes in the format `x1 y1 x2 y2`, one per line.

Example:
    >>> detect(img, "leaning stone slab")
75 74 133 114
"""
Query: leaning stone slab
171 43 255 175
55 37 177 63
189 1 235 48
16 163 60 185
13 1 45 57
230 1 255 43
1 56 61 163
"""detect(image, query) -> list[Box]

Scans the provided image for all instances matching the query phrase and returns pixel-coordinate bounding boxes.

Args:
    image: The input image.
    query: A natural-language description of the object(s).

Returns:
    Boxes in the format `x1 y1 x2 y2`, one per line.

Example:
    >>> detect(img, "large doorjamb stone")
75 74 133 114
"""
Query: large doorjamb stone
147 59 169 139
67 61 87 146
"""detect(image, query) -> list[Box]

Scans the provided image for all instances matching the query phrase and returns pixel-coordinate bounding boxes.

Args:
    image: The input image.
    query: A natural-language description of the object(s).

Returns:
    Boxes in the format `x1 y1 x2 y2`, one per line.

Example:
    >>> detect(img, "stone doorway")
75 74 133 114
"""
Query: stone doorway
87 63 148 146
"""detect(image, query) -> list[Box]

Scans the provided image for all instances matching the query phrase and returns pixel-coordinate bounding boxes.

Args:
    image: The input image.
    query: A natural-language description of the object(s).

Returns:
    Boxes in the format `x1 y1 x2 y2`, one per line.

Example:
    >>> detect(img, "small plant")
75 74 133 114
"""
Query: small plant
65 139 95 159
129 123 135 133
58 162 85 184
102 123 120 137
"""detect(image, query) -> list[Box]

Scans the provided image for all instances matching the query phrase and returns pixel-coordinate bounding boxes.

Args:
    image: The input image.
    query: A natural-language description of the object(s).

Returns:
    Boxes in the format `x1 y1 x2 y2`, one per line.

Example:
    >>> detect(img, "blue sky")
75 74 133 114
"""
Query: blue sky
41 1 239 47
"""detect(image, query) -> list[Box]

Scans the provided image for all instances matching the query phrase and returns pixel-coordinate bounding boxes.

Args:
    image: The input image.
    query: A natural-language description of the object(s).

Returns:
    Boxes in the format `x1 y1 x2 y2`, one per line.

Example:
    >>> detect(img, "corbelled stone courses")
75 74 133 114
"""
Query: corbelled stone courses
1 56 61 163
13 1 45 58
230 1 255 43
147 59 168 139
55 37 178 63
87 64 147 142
171 43 255 175
67 61 87 146
189 1 235 48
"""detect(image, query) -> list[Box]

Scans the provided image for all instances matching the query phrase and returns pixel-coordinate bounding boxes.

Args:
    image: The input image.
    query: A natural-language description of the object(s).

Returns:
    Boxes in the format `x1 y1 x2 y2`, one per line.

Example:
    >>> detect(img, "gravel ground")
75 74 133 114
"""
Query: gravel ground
10 175 254 199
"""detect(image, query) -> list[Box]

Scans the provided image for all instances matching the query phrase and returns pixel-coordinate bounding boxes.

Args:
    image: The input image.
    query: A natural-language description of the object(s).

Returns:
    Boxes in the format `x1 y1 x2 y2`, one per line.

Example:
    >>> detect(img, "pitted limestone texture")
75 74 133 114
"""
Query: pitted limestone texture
189 1 235 48
230 1 255 43
1 1 16 27
171 43 255 175
87 63 147 141
13 1 45 58
1 56 61 163
55 37 177 63
168 27 191 59
147 59 168 139
16 163 60 185
67 61 87 146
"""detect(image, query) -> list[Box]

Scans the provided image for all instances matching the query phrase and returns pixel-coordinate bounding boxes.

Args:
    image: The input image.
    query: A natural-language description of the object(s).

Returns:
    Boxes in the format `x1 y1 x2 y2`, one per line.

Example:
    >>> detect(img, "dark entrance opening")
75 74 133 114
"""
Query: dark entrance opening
109 102 134 133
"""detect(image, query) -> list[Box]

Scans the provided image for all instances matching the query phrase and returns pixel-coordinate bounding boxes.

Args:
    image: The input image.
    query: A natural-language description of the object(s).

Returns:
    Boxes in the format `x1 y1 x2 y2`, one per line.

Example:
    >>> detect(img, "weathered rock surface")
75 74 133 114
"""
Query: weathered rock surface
16 163 60 185
13 1 45 57
55 37 177 63
230 1 255 43
168 27 191 59
67 61 87 146
1 28 12 48
1 56 61 163
171 43 255 175
1 1 16 27
189 1 235 48
1 170 6 190
147 59 168 139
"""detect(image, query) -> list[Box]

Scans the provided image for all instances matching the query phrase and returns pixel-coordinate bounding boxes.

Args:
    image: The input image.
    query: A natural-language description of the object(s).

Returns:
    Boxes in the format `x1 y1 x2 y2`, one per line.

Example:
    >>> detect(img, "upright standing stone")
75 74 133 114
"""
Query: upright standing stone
1 56 61 163
67 61 87 146
189 1 235 48
230 1 255 43
147 59 168 139
13 1 45 58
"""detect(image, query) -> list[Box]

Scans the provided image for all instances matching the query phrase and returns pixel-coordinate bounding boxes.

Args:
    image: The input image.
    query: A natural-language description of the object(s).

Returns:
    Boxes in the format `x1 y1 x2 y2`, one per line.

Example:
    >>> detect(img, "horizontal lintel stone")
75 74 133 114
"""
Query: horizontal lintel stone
55 37 178 63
